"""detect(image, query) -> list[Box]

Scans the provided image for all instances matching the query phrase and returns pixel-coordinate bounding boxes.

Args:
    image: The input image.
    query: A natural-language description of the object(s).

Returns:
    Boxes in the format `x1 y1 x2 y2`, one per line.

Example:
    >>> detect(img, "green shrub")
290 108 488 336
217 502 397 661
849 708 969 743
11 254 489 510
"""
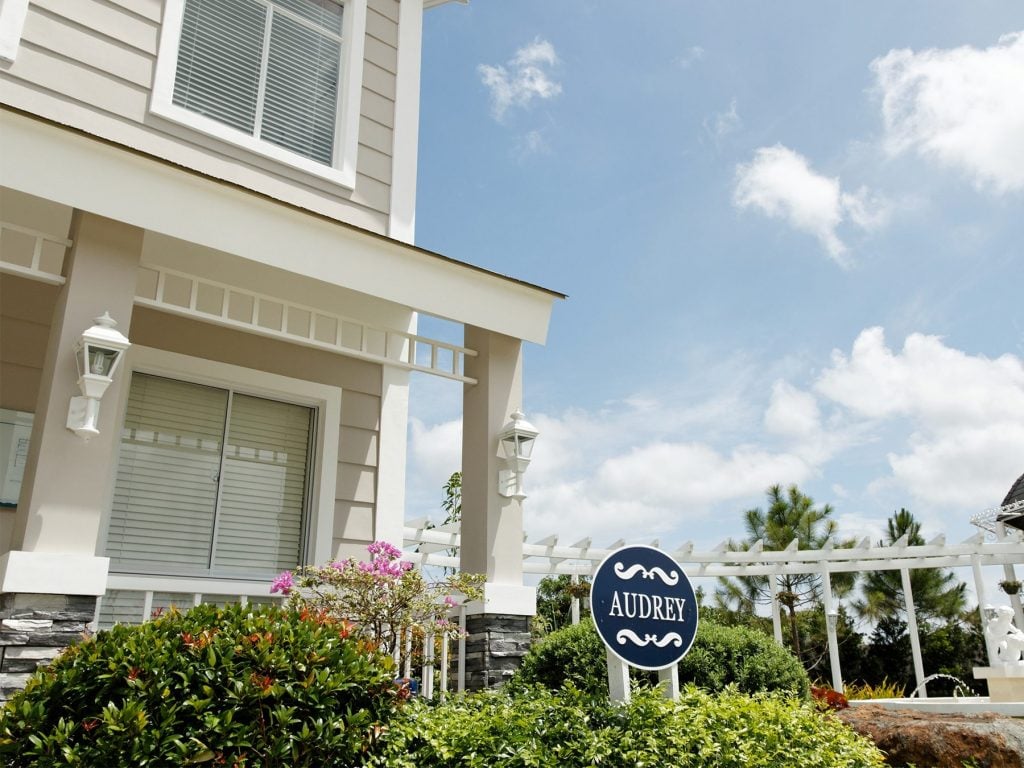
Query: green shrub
513 619 810 699
373 684 885 767
512 621 608 695
0 603 403 767
678 620 811 699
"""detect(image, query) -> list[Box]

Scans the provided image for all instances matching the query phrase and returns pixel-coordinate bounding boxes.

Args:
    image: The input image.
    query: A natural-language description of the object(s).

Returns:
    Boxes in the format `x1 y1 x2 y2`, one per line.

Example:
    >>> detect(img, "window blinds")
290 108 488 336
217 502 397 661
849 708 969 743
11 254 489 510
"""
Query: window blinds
106 374 313 578
172 0 343 165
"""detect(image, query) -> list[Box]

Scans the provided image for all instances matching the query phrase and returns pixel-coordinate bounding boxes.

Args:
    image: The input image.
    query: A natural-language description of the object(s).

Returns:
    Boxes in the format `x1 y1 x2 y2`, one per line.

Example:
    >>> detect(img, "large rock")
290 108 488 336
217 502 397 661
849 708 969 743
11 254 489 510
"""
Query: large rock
838 705 1024 768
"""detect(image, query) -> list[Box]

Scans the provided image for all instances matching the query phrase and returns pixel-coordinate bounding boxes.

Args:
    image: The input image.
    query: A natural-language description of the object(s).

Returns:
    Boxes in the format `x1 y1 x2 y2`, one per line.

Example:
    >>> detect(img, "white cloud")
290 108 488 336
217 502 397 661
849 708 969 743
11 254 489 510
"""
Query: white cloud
405 329 1024 546
677 46 705 68
704 98 741 142
478 38 562 121
733 145 889 264
514 129 549 159
872 31 1024 194
815 327 1024 508
765 380 821 439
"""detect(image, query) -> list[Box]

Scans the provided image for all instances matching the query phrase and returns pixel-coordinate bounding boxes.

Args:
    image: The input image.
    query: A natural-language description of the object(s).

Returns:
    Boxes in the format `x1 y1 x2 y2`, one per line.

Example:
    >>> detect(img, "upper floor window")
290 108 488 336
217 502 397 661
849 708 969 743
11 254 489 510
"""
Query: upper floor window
152 0 365 188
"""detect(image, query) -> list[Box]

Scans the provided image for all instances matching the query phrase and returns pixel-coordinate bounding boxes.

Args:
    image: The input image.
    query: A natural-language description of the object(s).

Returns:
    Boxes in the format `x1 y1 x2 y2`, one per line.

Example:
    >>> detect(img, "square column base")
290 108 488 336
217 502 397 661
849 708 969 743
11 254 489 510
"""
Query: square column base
462 614 532 691
0 593 97 701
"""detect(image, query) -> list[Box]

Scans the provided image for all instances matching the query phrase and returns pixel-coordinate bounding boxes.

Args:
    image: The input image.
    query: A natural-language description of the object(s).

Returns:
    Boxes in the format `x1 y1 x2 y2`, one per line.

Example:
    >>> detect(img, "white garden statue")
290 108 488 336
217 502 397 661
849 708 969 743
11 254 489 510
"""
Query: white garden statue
986 605 1024 664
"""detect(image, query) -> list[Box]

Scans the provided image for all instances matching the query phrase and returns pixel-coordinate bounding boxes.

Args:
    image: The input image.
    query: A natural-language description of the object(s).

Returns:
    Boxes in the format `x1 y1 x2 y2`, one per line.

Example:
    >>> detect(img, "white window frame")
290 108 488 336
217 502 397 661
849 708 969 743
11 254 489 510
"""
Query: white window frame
150 0 366 190
0 0 30 63
101 345 341 576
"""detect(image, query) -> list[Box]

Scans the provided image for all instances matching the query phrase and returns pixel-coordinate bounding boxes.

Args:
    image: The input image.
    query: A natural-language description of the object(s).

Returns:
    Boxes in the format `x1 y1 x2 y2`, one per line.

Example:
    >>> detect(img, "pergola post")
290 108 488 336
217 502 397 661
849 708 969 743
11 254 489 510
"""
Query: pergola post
820 564 843 693
769 572 784 646
901 568 927 697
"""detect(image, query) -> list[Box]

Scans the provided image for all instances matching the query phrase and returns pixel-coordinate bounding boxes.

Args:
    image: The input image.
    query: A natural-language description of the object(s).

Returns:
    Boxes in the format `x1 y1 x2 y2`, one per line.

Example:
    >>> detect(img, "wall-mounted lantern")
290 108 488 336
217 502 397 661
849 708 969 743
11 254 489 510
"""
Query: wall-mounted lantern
66 312 130 441
497 409 538 501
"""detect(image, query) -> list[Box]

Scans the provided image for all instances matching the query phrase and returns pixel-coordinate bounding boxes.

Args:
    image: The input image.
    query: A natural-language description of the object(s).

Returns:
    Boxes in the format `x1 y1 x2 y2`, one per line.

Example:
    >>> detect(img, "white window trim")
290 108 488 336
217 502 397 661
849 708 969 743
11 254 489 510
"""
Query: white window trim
102 345 341 575
0 0 30 64
150 0 366 190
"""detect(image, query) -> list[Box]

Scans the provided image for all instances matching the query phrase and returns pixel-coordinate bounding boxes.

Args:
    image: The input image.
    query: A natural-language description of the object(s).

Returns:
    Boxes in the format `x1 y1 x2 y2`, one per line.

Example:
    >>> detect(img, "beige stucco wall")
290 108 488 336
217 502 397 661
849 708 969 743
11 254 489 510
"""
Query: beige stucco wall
0 275 57 413
0 0 401 234
0 276 57 553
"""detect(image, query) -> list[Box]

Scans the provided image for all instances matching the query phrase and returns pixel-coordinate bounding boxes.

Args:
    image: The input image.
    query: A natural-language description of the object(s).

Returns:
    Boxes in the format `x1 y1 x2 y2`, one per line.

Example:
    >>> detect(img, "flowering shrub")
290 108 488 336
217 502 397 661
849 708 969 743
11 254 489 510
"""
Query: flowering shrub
274 541 483 668
0 604 402 767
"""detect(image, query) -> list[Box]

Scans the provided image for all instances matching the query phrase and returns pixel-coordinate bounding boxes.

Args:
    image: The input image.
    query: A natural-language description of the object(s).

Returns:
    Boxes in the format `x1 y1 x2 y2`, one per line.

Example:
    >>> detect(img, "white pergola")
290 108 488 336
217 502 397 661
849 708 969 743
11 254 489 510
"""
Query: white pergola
404 516 1024 697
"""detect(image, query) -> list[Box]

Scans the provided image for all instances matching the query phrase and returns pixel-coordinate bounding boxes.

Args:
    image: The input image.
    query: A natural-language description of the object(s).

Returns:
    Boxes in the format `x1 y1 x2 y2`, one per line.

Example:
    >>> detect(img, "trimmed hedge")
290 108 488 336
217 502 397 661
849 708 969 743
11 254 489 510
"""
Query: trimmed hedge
513 619 810 699
512 621 609 695
0 603 404 767
373 684 885 767
677 620 810 699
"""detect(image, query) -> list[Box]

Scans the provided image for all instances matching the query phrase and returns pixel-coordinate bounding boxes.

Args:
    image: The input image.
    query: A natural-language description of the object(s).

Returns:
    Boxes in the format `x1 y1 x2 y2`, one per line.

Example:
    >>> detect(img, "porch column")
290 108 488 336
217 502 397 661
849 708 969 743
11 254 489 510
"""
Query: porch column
0 212 141 698
460 326 534 689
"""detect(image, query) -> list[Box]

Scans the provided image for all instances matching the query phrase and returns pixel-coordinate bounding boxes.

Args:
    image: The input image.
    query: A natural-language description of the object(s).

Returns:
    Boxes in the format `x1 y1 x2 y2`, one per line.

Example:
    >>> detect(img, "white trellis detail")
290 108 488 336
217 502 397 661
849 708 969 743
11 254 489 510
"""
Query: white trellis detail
0 221 71 285
405 524 1024 697
404 525 1024 576
134 265 478 383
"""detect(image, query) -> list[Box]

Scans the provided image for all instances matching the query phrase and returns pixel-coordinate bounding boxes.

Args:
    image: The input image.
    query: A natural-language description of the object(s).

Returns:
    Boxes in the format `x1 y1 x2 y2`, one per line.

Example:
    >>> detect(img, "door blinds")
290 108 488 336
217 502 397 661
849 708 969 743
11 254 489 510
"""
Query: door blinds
106 373 313 578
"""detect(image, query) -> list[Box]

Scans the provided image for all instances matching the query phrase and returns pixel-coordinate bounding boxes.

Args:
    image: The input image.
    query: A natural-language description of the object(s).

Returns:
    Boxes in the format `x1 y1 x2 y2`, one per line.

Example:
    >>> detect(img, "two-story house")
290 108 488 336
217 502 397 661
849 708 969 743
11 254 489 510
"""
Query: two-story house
0 0 560 695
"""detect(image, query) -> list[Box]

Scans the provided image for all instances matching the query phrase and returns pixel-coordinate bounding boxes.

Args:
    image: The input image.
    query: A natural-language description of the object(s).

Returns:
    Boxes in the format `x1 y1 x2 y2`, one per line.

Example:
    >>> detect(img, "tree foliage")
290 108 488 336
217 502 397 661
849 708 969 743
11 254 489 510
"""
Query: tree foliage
716 484 853 660
852 508 966 628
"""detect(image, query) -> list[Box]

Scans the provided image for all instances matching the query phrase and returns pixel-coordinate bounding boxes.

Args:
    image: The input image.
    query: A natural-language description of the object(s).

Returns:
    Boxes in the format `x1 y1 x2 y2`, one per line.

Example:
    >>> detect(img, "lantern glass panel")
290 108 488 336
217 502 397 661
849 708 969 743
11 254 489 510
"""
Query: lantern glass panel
516 434 534 460
89 346 120 376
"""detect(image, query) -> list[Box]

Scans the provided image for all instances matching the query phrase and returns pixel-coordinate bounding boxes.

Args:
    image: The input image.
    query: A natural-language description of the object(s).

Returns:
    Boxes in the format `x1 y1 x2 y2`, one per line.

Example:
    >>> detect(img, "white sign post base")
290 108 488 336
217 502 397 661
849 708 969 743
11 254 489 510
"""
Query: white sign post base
607 648 630 703
658 664 679 701
606 648 680 703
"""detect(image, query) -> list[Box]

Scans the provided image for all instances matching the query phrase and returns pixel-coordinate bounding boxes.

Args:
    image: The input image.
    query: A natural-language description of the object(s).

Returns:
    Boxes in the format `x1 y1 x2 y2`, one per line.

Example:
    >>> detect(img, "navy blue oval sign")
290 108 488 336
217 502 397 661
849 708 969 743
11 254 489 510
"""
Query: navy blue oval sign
590 545 699 670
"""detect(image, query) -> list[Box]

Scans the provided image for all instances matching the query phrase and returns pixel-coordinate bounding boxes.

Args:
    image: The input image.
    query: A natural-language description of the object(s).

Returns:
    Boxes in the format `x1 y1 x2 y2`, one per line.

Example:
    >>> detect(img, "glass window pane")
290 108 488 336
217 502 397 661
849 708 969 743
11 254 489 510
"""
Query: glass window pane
173 0 266 135
106 374 227 573
260 11 340 163
212 393 312 576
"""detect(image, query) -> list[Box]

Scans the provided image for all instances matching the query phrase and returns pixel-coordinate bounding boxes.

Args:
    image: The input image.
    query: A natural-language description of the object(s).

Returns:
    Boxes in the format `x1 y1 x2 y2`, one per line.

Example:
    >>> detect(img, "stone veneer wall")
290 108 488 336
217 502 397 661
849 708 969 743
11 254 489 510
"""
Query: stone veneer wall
462 614 532 690
0 594 96 701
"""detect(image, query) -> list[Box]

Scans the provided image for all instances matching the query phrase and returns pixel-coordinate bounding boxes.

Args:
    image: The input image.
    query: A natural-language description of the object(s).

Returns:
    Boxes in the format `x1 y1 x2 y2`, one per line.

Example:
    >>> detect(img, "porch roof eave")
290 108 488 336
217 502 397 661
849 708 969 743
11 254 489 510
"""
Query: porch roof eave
0 107 564 345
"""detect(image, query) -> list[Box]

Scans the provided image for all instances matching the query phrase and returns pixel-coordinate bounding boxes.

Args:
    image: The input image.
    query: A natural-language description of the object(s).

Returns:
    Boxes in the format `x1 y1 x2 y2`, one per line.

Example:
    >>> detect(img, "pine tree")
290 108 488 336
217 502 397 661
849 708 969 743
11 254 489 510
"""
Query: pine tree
716 484 852 660
854 508 966 628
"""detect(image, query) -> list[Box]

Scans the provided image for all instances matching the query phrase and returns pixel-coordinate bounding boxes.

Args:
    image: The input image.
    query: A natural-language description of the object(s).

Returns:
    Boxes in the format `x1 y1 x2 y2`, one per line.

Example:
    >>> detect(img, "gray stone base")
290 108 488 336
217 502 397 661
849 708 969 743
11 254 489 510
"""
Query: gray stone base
0 593 96 701
462 613 532 691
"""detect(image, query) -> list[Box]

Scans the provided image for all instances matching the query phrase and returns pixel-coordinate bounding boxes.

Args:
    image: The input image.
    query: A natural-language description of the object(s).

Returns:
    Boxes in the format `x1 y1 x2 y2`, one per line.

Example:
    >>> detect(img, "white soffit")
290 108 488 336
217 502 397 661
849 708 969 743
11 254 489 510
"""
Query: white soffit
0 110 561 344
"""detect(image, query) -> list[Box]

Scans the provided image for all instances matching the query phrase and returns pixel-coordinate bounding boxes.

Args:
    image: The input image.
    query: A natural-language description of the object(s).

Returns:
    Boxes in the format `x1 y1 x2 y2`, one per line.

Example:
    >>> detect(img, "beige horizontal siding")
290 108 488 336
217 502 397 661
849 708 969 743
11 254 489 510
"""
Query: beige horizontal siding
365 6 398 48
362 60 397 101
34 0 159 54
338 426 378 466
24 7 154 87
357 144 392 185
368 0 399 25
359 115 393 155
3 0 397 231
363 34 397 75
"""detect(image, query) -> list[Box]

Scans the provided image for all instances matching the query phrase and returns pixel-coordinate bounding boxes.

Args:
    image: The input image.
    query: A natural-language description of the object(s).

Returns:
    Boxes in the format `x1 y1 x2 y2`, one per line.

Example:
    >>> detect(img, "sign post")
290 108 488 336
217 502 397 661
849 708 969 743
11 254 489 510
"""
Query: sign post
590 545 699 702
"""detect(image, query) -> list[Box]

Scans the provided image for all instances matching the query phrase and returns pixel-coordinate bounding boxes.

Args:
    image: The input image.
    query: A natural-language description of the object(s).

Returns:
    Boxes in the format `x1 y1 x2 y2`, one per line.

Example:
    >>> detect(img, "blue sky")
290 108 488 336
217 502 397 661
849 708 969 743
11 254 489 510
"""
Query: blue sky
405 2 1024 553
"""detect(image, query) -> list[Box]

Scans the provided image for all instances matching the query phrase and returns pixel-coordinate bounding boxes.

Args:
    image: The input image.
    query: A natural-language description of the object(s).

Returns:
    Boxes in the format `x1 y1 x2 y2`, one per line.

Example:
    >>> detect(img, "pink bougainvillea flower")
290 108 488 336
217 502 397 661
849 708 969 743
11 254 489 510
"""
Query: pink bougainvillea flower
270 570 294 595
444 595 459 608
